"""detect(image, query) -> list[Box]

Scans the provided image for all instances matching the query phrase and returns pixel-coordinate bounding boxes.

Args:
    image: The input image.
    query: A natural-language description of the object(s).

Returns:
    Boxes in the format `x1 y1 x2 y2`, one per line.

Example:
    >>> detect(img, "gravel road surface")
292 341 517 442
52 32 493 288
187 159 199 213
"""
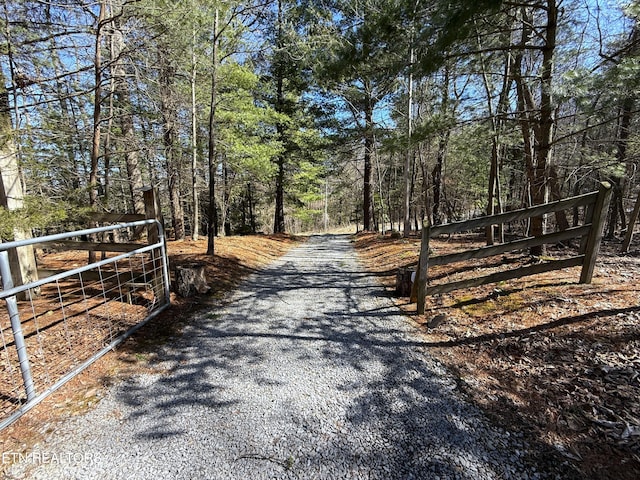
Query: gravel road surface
9 235 553 479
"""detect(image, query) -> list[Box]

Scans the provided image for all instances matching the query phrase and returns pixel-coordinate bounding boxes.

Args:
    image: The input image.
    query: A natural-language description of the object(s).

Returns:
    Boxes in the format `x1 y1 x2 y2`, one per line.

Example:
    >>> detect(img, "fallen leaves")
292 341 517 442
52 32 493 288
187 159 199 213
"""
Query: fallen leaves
355 232 640 479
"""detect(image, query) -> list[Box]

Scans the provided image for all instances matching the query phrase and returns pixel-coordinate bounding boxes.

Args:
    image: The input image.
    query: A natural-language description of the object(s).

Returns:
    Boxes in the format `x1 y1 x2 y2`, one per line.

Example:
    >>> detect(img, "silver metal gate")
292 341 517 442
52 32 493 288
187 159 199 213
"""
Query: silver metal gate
0 219 170 429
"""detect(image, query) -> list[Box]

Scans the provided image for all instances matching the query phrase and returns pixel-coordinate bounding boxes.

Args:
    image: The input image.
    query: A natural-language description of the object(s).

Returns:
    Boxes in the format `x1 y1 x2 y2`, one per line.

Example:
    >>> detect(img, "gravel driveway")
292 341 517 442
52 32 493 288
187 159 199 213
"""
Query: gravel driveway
10 235 551 479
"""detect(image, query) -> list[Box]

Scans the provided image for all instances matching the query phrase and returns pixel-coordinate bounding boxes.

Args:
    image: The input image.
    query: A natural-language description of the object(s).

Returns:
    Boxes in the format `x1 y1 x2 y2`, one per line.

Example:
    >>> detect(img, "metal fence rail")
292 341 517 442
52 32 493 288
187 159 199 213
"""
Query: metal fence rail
0 220 170 430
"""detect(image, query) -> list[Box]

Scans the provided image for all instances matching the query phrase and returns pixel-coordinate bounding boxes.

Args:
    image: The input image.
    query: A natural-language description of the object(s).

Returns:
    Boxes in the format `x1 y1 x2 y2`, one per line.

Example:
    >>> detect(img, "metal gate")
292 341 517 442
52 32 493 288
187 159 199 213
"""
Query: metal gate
0 219 170 429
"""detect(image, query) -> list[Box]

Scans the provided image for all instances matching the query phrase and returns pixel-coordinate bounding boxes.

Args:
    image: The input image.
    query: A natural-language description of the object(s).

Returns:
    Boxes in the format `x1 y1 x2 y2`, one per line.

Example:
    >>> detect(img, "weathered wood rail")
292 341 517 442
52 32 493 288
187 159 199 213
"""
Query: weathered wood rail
34 188 166 303
34 189 160 256
412 182 612 314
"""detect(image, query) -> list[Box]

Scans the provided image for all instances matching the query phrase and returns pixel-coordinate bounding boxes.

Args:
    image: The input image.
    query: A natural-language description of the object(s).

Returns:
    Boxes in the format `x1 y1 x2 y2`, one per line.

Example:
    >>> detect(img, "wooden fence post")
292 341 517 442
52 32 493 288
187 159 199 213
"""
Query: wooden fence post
414 221 431 315
143 188 161 243
143 187 167 304
580 182 612 283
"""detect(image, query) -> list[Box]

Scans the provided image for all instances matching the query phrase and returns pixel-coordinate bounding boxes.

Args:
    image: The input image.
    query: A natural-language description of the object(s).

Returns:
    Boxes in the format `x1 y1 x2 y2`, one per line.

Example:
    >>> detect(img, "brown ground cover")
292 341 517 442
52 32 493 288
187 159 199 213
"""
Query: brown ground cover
0 234 299 473
354 231 640 480
3 230 638 479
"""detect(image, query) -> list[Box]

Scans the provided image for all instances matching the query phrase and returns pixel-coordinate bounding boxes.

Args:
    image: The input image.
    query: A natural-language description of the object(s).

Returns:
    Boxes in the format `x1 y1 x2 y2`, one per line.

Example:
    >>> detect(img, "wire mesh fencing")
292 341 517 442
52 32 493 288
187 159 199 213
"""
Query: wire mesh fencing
0 220 170 429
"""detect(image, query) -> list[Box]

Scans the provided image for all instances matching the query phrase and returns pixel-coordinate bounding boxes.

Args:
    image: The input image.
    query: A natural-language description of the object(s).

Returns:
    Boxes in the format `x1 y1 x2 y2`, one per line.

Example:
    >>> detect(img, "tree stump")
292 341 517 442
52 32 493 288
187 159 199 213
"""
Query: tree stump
395 268 415 297
175 263 210 297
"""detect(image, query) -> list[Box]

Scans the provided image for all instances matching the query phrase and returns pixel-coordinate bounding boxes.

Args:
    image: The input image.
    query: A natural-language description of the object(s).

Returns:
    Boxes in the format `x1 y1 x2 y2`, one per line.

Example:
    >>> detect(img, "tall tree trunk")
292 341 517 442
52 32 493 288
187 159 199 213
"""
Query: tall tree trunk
104 43 114 214
273 0 286 234
534 0 562 236
206 8 219 255
191 22 199 240
87 1 106 264
549 165 570 231
248 182 256 233
111 18 145 215
403 41 415 237
386 159 394 232
374 144 386 233
606 96 635 238
431 136 445 225
432 66 450 226
478 30 511 244
274 153 285 233
0 70 39 295
159 51 184 240
572 110 594 226
514 3 559 254
419 144 430 228
221 157 231 236
363 98 374 231
89 1 105 211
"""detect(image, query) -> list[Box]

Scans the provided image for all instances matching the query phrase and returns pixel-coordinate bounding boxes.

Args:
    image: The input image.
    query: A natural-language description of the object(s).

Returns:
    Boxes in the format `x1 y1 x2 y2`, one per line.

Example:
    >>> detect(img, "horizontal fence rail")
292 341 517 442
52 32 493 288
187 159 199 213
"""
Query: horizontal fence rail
413 183 612 314
0 219 170 430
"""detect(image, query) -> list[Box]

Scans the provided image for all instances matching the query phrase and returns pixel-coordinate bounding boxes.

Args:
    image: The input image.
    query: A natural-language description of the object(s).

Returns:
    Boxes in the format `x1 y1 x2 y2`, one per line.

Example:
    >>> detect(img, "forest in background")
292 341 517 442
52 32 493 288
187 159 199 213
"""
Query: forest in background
0 0 639 253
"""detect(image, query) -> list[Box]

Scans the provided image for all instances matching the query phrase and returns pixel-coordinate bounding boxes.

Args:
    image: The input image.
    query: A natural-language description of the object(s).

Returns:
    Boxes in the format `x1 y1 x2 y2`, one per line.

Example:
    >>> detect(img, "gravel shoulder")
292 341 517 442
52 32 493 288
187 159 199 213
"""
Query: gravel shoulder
8 234 566 479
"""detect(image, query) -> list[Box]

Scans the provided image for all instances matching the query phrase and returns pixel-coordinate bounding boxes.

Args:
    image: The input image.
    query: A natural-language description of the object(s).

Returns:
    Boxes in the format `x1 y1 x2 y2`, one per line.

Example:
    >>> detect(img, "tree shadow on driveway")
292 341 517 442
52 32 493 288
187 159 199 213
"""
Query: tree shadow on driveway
110 234 576 479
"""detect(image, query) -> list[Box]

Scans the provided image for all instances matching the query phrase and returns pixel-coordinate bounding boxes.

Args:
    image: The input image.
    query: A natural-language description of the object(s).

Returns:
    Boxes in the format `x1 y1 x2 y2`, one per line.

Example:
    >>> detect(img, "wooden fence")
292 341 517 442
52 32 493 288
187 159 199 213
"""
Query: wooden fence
412 182 613 314
32 188 166 303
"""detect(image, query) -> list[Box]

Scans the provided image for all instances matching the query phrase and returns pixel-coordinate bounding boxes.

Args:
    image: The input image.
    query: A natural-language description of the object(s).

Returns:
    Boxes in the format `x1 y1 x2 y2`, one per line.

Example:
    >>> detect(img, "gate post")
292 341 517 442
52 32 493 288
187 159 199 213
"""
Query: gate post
0 251 36 401
143 187 161 243
580 182 612 283
143 188 169 305
413 221 431 315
